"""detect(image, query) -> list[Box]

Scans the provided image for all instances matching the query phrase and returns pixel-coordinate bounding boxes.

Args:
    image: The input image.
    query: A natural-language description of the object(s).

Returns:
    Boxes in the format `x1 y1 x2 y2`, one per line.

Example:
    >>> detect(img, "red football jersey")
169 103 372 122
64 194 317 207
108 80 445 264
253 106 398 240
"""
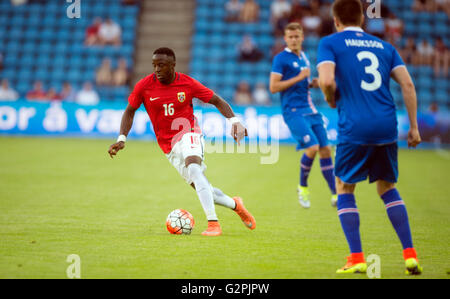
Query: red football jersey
128 72 214 154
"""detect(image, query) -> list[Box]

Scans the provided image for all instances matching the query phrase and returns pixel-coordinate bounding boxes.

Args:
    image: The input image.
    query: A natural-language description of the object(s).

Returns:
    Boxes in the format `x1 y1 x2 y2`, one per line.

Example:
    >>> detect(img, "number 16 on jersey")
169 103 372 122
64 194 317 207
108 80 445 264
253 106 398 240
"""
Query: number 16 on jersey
163 103 174 116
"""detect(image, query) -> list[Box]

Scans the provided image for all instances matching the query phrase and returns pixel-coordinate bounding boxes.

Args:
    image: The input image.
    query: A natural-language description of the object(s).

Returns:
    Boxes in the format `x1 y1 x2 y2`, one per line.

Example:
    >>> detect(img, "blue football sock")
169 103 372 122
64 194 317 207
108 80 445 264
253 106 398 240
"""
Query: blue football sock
320 158 336 195
381 188 413 250
337 194 363 254
300 153 314 187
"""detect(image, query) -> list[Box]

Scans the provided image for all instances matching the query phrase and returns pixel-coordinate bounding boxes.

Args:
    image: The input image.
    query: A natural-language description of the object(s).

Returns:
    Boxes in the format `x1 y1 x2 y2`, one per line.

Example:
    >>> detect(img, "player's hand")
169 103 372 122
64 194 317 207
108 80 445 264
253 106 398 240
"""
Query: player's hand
327 88 339 108
298 68 310 81
407 127 421 148
308 78 319 88
108 141 125 158
335 88 341 102
231 122 248 146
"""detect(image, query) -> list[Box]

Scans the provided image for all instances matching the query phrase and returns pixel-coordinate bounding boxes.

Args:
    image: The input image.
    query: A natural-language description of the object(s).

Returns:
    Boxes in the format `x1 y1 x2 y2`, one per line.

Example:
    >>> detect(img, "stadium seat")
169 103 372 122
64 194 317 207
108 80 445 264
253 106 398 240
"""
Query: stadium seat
0 69 16 80
418 89 432 104
5 40 21 54
417 12 433 24
418 23 433 36
434 12 448 26
120 45 134 57
17 69 33 81
435 89 447 101
418 76 433 90
122 31 135 43
419 66 433 78
20 54 35 68
53 56 67 69
404 22 417 35
435 79 448 92
10 16 26 27
48 68 63 83
434 22 447 37
36 55 51 67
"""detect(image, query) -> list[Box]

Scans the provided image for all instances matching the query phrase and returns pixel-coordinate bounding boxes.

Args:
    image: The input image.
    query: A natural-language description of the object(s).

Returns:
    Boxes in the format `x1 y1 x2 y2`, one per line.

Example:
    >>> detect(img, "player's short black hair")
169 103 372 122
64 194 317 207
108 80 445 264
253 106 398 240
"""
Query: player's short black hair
332 0 364 26
153 47 176 61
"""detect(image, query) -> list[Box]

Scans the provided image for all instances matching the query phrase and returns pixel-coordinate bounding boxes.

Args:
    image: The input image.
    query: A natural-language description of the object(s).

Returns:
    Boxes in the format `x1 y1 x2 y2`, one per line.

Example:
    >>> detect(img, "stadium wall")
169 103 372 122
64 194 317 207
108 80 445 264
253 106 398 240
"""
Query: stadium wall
0 101 448 148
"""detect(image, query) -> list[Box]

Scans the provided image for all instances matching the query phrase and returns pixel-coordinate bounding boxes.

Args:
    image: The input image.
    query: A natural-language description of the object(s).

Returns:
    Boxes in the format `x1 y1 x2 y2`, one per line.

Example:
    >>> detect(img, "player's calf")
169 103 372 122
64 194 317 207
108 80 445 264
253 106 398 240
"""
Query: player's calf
210 185 236 209
336 177 356 194
319 155 337 201
187 163 218 222
300 152 315 188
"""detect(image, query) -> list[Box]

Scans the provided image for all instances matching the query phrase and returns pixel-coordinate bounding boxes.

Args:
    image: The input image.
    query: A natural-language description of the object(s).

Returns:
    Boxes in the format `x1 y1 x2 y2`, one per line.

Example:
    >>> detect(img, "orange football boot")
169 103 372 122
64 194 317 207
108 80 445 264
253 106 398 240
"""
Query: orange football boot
233 197 256 230
201 221 222 236
336 253 367 274
404 248 423 275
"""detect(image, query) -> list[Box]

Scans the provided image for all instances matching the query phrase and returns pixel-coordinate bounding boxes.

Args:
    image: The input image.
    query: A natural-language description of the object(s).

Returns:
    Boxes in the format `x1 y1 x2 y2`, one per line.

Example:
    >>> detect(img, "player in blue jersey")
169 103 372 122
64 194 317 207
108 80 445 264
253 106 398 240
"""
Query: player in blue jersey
317 0 422 275
270 22 337 209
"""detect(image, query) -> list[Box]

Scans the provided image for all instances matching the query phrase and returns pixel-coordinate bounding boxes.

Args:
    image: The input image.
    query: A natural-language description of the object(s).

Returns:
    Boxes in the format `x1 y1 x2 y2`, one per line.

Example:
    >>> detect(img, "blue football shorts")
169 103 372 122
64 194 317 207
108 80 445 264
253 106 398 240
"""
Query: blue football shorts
335 142 398 184
283 112 329 150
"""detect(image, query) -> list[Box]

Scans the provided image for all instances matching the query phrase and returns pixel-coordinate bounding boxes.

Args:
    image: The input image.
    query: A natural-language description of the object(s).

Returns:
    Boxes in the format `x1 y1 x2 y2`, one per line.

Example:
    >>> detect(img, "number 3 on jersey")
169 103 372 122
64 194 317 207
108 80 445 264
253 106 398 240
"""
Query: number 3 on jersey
357 51 382 92
163 103 174 116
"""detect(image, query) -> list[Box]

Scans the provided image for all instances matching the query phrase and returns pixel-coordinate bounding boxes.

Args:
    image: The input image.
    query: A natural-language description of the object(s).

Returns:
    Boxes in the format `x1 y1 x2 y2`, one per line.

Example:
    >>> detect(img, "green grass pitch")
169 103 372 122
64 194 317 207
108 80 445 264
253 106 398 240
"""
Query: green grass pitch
0 137 449 279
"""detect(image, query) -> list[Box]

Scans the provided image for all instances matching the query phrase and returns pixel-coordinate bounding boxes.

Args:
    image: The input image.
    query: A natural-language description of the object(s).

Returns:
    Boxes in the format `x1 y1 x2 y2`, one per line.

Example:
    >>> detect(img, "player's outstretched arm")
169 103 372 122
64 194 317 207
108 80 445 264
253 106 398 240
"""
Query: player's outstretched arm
318 63 337 108
391 66 421 148
108 104 138 158
269 69 310 94
208 94 248 145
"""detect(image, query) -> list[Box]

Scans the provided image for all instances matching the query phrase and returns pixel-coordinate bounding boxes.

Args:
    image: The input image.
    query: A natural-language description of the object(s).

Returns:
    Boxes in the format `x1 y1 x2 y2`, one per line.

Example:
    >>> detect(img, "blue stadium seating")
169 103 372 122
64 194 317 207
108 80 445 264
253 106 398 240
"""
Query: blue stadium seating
0 0 139 101
191 0 279 104
190 0 448 110
1 0 447 109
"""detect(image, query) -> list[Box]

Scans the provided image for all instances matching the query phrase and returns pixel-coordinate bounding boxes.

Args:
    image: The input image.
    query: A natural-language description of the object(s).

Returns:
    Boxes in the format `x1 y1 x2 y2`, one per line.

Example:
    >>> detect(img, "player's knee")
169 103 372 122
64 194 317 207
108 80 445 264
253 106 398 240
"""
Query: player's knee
337 184 355 194
305 145 319 157
187 161 201 173
336 177 355 194
376 180 396 196
318 146 332 158
187 163 208 191
185 155 202 168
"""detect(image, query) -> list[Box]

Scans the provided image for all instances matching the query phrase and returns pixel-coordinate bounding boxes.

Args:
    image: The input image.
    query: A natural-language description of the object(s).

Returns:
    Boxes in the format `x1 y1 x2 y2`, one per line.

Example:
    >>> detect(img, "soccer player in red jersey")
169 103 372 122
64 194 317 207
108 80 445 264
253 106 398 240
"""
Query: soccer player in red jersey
108 47 256 236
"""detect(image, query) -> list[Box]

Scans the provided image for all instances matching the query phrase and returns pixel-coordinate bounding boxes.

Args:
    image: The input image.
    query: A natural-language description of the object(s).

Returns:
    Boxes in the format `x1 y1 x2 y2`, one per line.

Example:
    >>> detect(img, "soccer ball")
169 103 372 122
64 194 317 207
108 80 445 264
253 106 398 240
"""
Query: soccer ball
166 209 195 235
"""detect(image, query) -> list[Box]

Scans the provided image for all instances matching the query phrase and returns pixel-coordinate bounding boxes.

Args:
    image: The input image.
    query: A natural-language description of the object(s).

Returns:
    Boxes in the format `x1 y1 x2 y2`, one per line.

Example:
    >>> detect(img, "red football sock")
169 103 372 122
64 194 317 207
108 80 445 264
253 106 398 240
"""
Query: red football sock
403 248 417 260
351 252 365 263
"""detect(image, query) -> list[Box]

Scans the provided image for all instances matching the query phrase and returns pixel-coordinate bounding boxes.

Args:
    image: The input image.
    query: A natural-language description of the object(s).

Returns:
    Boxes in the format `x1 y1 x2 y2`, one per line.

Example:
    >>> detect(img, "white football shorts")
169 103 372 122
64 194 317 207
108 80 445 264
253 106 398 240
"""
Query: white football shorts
165 132 206 185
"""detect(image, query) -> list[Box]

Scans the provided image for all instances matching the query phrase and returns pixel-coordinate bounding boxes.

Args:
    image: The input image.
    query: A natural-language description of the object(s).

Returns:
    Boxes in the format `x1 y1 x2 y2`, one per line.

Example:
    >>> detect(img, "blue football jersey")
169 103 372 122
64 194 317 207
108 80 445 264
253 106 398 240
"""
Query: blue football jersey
317 27 405 145
271 48 318 116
